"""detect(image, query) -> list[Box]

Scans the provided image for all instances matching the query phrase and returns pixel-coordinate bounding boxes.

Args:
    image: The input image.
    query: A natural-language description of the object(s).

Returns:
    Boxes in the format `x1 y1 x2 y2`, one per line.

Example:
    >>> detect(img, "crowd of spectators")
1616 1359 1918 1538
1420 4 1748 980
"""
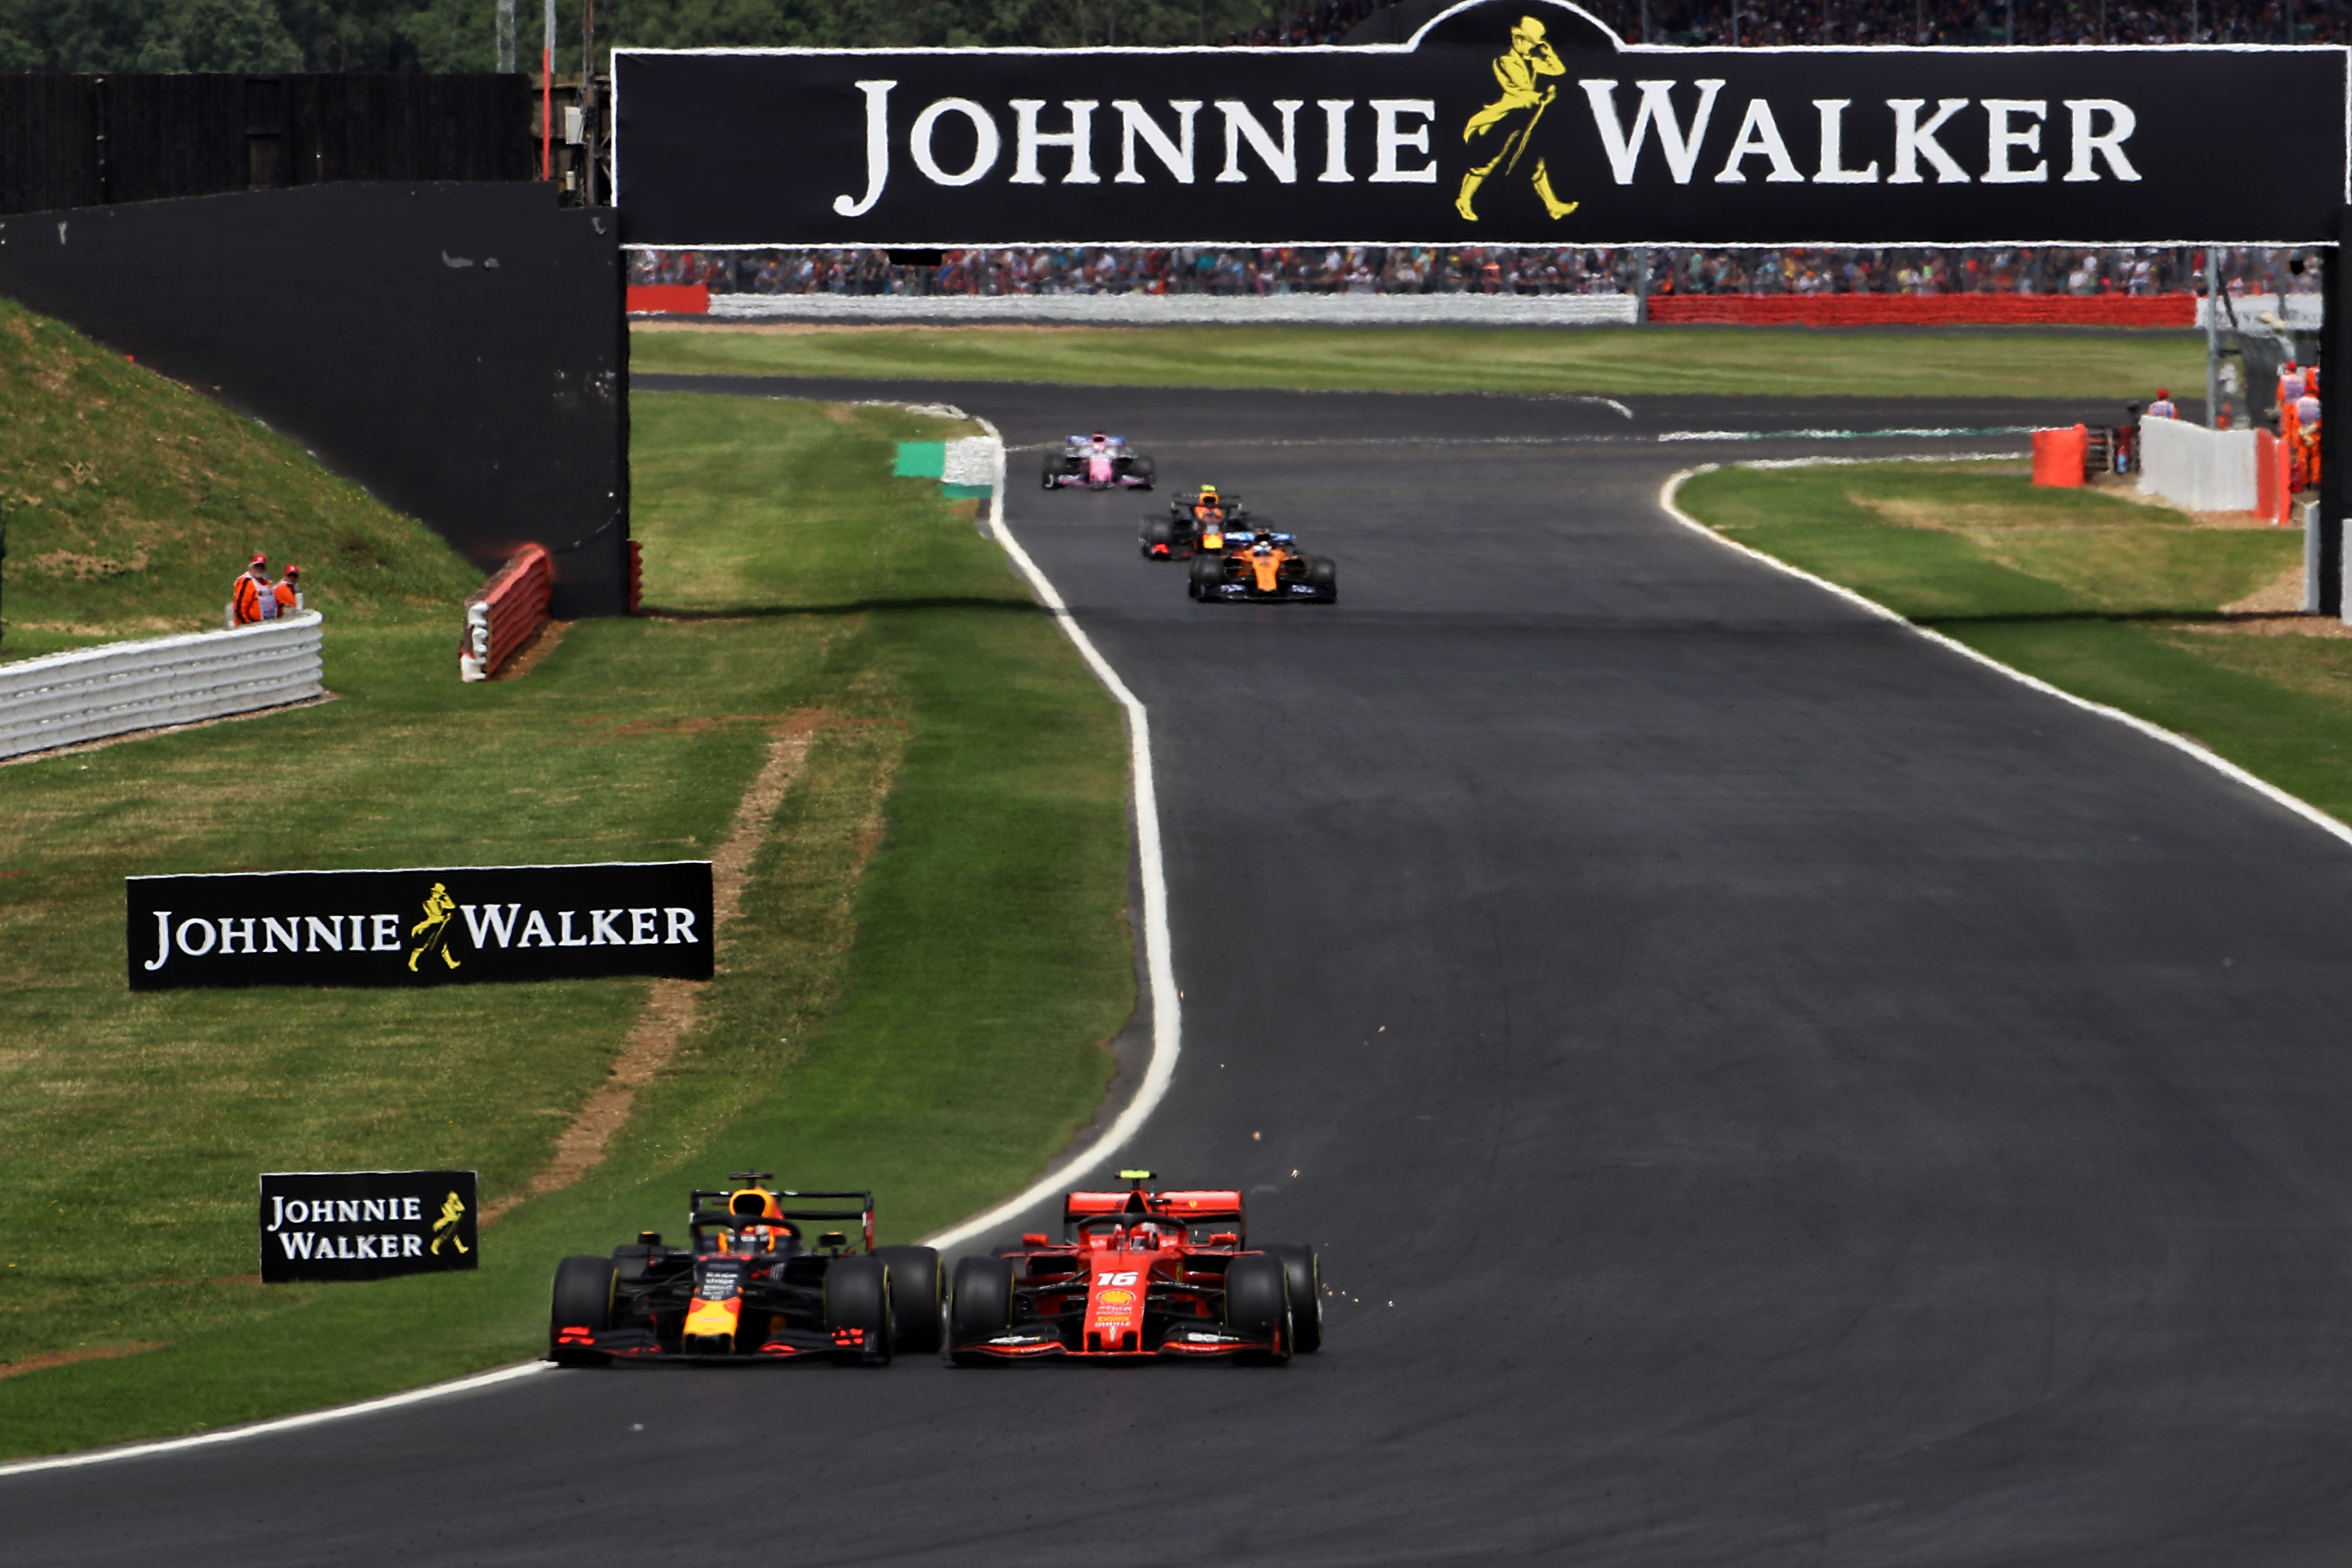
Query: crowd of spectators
1225 0 2341 47
631 245 2322 299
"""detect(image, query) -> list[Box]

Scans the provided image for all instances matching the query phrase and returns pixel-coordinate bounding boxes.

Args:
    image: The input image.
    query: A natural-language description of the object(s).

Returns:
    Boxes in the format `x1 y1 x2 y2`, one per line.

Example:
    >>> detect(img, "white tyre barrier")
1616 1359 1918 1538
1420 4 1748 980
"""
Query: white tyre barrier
2138 418 2260 513
0 611 324 761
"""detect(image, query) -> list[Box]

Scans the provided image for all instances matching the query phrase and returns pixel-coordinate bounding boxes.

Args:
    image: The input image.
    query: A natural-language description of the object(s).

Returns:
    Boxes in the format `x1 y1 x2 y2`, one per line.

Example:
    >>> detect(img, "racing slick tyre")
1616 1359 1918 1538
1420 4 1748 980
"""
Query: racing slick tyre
1223 1253 1293 1363
1142 518 1173 559
1189 555 1223 600
1307 557 1337 601
549 1255 616 1366
1041 455 1062 490
824 1254 894 1366
949 1256 1016 1365
1267 1244 1323 1354
877 1245 945 1356
1131 455 1156 489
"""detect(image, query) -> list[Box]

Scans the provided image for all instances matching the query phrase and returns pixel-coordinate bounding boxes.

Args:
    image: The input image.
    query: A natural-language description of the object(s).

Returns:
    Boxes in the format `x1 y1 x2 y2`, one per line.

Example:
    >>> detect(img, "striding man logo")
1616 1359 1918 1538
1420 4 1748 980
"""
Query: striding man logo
430 1190 471 1255
407 881 462 973
1458 14 1578 222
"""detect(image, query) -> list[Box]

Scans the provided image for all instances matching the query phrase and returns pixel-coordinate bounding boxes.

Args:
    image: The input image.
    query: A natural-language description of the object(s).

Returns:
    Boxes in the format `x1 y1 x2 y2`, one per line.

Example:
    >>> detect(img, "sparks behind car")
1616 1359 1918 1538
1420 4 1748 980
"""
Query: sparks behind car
548 1172 943 1366
946 1170 1321 1363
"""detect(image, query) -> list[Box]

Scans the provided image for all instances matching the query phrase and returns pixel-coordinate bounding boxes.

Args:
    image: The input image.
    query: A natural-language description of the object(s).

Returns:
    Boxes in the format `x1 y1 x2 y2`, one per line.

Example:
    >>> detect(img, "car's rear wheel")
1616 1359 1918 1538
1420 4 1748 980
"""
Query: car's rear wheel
1266 1244 1323 1353
1224 1253 1292 1363
1131 455 1156 489
877 1245 944 1355
949 1256 1016 1365
549 1255 616 1366
609 1242 656 1283
1041 456 1061 490
824 1255 893 1366
1308 558 1337 600
1142 518 1173 559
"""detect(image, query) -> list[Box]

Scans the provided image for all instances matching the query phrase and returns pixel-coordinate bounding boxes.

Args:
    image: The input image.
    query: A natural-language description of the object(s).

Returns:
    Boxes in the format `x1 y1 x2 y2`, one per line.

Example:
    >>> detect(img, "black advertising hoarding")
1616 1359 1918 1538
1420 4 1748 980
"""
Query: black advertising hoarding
260 1170 480 1283
613 0 2349 249
128 861 714 990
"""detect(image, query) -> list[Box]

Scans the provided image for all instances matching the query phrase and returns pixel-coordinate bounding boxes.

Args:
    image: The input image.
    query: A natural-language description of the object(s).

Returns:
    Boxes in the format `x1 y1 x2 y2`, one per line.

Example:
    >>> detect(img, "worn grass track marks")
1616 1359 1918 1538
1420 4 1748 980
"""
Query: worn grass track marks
481 721 816 1223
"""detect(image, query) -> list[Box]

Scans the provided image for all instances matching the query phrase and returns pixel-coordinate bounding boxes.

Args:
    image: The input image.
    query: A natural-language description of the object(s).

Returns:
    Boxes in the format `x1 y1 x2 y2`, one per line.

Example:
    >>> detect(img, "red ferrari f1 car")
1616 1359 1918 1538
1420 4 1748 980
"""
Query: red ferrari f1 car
548 1173 943 1366
946 1171 1321 1363
1044 433 1156 491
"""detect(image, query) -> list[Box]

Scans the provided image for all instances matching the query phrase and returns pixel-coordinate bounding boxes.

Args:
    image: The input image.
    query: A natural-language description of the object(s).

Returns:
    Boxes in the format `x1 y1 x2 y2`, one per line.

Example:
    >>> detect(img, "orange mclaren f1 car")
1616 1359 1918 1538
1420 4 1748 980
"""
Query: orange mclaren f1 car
548 1173 943 1366
1188 527 1338 603
946 1171 1322 1363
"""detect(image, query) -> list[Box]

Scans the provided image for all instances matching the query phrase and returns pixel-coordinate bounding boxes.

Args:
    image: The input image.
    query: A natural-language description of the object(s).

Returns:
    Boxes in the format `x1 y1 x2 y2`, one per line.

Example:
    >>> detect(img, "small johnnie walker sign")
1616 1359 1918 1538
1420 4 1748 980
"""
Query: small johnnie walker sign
260 1171 479 1283
128 862 714 989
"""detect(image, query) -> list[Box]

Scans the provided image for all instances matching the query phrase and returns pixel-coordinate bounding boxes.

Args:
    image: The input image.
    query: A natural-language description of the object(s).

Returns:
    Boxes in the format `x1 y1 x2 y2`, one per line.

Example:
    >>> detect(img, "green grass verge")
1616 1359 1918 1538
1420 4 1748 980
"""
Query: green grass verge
0 388 1130 1458
630 322 2206 402
0 294 476 662
1672 462 2352 822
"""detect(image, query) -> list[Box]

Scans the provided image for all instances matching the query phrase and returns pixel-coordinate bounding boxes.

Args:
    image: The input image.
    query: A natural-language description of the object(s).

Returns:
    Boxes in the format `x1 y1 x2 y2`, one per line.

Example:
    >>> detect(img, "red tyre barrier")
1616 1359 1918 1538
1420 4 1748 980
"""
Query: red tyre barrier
2032 426 2088 487
460 543 552 681
626 283 710 315
627 539 644 615
1647 294 2197 328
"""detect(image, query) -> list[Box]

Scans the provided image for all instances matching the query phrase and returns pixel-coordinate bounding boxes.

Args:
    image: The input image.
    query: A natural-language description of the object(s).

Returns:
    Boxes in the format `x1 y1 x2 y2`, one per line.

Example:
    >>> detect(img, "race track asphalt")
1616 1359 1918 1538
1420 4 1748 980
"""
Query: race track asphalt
15 380 2352 1567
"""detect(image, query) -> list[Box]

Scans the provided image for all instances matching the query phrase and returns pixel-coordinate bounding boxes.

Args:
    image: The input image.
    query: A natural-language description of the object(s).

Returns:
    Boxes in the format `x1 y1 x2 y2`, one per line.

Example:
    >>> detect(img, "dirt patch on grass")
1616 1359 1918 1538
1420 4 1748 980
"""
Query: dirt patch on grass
2220 564 2313 617
1855 493 2195 533
0 1342 166 1381
481 716 825 1223
491 619 571 681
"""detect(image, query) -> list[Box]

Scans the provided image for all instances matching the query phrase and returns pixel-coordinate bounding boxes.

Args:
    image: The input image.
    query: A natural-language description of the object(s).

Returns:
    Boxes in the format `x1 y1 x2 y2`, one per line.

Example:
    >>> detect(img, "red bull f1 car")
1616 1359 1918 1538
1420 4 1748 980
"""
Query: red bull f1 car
1141 486 1253 560
946 1171 1322 1363
1044 433 1156 491
1189 528 1338 603
548 1173 943 1366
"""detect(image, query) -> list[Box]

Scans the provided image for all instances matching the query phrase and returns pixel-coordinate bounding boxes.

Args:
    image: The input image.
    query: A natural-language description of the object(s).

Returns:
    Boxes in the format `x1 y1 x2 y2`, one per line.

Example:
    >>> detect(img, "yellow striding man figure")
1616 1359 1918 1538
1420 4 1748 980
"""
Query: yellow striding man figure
1458 15 1577 222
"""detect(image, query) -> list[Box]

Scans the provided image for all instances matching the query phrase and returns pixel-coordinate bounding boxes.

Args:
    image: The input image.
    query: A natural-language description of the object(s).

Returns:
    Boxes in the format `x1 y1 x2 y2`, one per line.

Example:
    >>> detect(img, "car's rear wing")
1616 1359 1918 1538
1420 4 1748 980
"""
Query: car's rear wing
688 1188 876 1253
1063 1188 1246 1242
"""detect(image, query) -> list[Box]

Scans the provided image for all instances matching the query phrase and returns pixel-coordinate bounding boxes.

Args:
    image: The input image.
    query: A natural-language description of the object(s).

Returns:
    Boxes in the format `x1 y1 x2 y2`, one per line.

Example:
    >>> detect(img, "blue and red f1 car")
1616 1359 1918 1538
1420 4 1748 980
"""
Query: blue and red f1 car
548 1173 943 1366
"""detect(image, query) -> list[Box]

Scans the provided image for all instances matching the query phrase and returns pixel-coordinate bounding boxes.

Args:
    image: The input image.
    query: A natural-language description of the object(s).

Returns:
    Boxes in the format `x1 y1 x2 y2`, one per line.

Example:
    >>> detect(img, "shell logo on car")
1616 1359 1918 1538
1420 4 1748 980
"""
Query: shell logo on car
1097 1287 1136 1309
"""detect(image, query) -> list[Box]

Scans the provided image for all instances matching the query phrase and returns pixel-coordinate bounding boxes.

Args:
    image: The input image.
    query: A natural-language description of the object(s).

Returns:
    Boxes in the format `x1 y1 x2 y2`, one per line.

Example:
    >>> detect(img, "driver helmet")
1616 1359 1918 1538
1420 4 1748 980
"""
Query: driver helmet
1198 485 1219 503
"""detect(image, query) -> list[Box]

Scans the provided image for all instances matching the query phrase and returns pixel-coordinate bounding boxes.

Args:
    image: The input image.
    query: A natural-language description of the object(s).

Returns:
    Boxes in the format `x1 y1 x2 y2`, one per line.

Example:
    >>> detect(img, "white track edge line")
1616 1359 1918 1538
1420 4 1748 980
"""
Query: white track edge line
0 1360 556 1479
920 418 1181 1252
1658 462 2352 854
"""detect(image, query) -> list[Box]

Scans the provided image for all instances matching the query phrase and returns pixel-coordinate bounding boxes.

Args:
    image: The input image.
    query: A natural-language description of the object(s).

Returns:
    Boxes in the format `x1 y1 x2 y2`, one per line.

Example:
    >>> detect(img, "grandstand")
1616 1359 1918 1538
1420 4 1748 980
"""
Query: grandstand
632 244 2322 304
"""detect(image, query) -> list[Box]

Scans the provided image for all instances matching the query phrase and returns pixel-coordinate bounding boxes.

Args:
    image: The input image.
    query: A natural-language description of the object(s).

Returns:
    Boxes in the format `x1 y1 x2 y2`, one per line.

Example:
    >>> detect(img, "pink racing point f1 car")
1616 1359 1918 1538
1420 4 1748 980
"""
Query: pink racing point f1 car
946 1170 1322 1363
1043 433 1156 491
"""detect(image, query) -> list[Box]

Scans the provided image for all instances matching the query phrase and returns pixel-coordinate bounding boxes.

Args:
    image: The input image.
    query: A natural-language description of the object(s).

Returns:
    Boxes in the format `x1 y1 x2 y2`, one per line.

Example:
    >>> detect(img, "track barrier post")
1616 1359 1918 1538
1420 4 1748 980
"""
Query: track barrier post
2321 207 2347 615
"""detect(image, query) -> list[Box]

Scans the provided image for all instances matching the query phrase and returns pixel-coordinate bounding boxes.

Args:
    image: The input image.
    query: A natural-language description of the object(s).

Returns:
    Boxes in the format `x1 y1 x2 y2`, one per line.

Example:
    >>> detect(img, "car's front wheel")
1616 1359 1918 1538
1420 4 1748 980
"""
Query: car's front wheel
877 1245 944 1356
1224 1253 1292 1363
949 1256 1016 1364
1266 1243 1323 1353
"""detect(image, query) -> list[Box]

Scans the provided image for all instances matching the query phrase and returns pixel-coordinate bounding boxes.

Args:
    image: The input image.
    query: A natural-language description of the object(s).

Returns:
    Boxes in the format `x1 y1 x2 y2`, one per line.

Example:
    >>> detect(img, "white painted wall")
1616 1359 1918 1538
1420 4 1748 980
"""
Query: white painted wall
2138 418 2259 513
0 612 324 761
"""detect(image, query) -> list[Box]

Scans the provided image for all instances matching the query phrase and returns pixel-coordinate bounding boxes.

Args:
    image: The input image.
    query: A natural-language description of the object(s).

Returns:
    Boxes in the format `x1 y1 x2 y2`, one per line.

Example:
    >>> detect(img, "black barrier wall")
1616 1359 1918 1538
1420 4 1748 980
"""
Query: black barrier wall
0 183 629 616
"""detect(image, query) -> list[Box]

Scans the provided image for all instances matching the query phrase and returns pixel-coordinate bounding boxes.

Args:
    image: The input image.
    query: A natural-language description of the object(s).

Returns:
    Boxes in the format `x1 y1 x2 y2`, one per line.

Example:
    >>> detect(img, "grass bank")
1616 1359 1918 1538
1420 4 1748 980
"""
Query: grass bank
1671 462 2352 823
631 322 2204 402
0 294 475 663
0 384 1131 1458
